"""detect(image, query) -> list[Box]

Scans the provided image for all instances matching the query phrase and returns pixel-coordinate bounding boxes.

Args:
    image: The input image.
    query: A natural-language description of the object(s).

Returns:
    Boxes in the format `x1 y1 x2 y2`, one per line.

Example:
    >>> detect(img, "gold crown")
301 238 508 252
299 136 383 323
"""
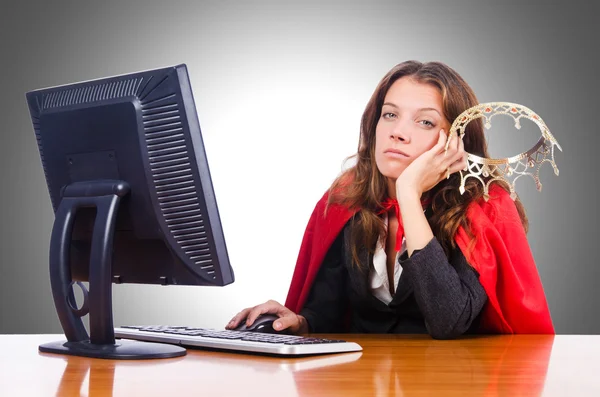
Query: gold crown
448 102 562 201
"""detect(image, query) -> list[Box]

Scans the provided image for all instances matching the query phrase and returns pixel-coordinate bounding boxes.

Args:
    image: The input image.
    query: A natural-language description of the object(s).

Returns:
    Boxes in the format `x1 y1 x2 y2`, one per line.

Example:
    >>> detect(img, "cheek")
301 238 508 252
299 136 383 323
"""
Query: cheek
426 133 439 149
374 124 387 153
418 131 442 152
374 124 408 178
374 126 388 170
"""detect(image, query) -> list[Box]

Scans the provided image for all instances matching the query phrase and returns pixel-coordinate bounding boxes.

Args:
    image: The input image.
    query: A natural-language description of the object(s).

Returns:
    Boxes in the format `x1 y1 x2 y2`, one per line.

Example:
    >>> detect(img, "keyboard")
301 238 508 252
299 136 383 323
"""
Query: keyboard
114 326 362 356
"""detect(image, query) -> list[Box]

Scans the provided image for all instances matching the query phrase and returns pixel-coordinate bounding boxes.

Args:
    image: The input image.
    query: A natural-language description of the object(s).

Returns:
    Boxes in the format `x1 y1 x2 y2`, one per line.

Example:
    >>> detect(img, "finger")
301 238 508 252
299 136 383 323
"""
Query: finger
447 158 468 175
438 129 449 155
450 147 465 167
245 300 282 326
447 153 460 177
443 153 467 180
454 131 461 151
443 130 451 150
272 313 298 332
245 305 271 326
442 141 464 170
445 132 459 157
447 150 468 172
226 307 253 329
432 129 445 152
458 137 468 171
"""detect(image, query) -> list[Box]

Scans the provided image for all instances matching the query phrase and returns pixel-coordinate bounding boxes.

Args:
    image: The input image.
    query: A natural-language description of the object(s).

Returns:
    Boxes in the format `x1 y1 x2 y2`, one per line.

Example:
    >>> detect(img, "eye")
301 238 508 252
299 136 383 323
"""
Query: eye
382 112 397 120
419 120 435 127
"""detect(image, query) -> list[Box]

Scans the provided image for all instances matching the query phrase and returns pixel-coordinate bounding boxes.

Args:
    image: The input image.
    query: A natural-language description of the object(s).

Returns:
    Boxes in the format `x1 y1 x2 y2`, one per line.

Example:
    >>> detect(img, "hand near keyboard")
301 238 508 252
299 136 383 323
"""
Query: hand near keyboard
226 300 309 334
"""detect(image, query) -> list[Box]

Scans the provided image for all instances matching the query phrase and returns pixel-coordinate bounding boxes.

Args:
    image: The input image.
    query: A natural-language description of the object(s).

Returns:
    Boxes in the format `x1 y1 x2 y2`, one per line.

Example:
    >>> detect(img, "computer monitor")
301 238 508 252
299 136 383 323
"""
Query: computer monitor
26 64 235 359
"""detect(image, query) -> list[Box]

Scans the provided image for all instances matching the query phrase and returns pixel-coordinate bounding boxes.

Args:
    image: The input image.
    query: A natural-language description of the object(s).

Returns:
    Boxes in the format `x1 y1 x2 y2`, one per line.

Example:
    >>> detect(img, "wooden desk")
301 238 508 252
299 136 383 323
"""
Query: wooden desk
1 334 598 396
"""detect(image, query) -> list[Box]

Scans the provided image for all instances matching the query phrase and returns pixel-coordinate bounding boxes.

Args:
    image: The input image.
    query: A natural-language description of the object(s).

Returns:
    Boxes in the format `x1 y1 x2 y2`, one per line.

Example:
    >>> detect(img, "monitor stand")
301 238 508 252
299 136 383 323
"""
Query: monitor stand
39 180 186 359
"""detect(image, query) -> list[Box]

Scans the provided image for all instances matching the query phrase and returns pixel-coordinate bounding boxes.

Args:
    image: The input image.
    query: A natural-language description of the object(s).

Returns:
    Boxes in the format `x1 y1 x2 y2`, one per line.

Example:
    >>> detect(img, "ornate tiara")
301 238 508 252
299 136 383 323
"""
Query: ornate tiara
448 102 562 201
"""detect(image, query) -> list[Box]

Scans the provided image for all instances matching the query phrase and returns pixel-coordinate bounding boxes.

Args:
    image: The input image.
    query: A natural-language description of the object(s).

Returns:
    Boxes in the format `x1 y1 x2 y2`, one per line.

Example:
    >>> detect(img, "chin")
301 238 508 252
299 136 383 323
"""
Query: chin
377 163 406 180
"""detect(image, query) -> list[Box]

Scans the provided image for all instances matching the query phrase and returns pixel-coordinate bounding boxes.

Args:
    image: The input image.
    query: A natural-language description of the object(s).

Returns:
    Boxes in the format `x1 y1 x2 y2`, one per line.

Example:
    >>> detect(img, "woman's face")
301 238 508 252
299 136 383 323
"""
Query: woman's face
374 77 450 180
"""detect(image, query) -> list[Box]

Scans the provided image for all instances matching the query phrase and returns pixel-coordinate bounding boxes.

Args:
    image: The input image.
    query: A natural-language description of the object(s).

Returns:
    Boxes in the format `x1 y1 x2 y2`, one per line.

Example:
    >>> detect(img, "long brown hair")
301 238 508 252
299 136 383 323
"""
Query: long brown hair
328 60 528 268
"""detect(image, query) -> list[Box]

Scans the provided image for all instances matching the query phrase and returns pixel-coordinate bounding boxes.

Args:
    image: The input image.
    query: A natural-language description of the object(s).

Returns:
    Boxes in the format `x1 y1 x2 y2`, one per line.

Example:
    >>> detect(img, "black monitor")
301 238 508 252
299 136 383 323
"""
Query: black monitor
26 64 234 359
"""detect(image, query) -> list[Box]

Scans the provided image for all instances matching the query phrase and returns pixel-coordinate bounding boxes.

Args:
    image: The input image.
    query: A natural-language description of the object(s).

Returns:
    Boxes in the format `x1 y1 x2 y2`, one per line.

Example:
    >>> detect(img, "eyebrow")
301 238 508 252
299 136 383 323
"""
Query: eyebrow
382 102 442 116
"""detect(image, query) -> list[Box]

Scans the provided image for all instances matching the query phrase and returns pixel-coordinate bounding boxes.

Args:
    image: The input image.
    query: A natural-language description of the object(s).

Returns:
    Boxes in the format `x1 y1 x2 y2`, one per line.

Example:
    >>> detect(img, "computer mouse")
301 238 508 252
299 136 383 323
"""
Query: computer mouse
233 313 281 333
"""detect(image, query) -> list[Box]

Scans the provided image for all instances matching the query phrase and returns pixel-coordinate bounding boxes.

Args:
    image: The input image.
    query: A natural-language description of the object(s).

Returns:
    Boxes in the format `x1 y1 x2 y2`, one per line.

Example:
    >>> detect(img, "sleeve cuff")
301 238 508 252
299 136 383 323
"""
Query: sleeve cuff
298 309 315 333
398 237 441 266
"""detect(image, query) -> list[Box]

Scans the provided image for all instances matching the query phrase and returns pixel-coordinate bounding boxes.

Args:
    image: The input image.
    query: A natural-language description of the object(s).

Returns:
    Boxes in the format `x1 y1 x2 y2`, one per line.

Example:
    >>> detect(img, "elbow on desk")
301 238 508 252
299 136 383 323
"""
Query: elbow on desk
426 321 464 340
429 329 461 340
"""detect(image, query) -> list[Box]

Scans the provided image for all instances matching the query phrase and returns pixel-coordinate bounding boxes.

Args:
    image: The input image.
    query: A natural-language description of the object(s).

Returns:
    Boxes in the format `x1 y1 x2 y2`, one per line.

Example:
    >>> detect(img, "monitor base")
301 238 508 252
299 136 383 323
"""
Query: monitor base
39 339 186 359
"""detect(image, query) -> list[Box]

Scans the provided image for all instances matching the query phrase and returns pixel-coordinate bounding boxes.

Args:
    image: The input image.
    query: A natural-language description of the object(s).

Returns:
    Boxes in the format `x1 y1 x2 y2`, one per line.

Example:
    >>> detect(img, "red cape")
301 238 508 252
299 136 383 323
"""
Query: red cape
284 184 554 334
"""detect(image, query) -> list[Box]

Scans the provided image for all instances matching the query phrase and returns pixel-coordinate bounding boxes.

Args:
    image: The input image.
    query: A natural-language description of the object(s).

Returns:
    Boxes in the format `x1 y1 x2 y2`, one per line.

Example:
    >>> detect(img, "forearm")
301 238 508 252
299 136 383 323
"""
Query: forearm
401 238 488 339
299 231 348 333
398 190 433 257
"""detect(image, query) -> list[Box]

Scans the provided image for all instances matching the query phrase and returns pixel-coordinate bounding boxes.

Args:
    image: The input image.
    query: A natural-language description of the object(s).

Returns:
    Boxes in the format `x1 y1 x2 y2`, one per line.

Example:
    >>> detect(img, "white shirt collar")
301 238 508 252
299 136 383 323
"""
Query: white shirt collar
369 213 406 305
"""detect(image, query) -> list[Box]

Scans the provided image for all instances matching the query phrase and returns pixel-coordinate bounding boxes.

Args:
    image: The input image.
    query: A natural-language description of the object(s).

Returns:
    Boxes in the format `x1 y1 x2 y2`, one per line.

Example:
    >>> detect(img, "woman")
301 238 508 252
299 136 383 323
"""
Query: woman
226 60 554 339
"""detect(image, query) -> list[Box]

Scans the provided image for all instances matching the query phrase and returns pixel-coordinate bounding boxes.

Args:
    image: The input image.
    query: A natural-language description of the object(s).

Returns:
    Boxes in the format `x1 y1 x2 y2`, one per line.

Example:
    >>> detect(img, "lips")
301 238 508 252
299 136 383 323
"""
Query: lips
384 148 410 158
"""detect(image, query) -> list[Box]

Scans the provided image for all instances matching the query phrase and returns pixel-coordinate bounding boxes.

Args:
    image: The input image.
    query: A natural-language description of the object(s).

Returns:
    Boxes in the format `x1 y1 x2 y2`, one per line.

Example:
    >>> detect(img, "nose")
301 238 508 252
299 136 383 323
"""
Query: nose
389 124 410 143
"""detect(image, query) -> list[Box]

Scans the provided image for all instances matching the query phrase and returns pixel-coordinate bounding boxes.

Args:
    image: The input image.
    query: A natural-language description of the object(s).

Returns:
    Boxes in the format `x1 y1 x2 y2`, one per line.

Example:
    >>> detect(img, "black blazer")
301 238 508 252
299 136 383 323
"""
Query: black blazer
300 213 488 339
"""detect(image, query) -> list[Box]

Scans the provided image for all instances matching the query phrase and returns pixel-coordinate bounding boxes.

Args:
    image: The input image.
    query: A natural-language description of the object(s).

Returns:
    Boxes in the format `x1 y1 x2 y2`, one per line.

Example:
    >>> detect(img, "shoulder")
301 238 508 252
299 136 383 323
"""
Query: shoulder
467 184 521 225
461 184 527 249
312 189 359 223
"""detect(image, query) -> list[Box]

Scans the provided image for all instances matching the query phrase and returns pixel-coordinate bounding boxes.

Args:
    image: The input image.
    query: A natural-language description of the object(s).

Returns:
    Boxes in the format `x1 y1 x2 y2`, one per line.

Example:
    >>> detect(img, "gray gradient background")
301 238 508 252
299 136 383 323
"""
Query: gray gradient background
0 0 598 334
